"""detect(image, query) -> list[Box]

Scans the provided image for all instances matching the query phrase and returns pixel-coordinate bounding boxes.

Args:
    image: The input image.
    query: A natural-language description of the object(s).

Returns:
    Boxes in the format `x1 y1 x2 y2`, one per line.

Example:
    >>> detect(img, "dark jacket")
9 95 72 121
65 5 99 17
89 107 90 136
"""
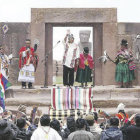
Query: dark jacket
17 127 32 140
100 127 123 140
125 125 140 140
0 120 18 140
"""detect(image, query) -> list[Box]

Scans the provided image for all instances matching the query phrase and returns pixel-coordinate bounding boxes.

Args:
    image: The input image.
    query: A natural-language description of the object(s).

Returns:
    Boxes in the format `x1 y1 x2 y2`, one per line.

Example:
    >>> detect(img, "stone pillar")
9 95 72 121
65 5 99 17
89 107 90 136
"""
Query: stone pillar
31 23 45 85
9 33 19 85
102 23 118 85
45 24 53 86
93 24 103 85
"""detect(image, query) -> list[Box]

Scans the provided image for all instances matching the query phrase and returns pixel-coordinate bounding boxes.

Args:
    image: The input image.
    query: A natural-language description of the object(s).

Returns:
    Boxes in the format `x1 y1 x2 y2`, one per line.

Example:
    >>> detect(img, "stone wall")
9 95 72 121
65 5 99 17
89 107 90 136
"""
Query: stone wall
0 23 30 85
0 10 140 86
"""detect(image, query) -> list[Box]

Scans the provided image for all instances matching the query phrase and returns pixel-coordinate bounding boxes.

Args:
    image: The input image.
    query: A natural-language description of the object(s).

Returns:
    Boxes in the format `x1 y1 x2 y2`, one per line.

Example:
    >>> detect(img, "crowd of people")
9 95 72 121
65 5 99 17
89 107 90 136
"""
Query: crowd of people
0 103 139 140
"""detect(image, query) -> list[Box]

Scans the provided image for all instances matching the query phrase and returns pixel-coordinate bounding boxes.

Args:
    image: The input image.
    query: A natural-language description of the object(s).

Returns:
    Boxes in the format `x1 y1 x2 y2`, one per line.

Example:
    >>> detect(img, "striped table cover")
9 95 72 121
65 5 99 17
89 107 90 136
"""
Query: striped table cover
49 108 95 120
51 87 94 110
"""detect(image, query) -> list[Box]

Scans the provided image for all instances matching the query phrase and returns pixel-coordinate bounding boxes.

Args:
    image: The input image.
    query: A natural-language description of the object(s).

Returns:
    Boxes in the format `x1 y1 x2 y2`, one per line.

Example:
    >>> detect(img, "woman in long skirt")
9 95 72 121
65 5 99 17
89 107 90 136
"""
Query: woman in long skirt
115 39 135 88
76 47 94 87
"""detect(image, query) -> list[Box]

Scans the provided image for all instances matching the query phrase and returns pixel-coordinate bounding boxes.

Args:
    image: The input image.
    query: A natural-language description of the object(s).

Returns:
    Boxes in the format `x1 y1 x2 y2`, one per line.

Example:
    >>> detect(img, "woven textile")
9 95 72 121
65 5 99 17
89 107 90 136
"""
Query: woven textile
51 87 94 110
49 109 95 120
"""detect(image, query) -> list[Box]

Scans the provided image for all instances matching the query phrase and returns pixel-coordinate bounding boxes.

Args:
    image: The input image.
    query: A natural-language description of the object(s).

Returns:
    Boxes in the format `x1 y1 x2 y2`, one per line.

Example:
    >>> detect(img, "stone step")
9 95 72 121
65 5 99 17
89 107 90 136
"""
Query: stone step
6 106 140 116
5 86 140 108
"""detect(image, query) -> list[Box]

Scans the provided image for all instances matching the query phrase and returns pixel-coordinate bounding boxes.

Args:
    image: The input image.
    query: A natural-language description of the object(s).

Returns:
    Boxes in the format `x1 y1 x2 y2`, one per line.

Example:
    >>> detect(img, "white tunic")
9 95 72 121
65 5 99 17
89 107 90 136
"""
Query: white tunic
18 50 35 83
63 41 80 68
31 126 62 140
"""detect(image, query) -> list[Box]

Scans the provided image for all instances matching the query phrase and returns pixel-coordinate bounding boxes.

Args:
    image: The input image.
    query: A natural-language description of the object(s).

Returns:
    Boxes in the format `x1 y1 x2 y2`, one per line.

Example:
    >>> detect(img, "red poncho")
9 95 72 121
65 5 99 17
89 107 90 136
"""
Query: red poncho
78 53 94 69
19 46 37 69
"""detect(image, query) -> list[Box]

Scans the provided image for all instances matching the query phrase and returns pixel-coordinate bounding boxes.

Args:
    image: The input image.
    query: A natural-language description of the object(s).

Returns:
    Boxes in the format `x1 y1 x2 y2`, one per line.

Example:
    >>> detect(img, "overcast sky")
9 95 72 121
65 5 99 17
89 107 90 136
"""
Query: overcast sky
0 0 140 22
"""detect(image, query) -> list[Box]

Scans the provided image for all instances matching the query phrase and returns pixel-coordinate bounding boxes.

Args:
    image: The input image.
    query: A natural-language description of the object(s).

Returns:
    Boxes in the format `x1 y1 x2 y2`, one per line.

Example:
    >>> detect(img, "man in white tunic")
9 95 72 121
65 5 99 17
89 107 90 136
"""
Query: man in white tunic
63 33 80 86
31 114 62 140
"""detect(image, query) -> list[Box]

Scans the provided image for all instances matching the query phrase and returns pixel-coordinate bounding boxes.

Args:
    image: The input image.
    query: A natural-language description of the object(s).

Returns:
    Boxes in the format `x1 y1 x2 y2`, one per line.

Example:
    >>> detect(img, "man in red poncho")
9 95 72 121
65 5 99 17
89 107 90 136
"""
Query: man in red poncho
18 39 38 89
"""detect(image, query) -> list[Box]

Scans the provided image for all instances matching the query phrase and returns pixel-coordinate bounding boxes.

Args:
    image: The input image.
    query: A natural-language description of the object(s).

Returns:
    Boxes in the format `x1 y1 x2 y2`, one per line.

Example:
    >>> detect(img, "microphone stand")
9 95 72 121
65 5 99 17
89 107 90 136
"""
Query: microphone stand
41 41 60 88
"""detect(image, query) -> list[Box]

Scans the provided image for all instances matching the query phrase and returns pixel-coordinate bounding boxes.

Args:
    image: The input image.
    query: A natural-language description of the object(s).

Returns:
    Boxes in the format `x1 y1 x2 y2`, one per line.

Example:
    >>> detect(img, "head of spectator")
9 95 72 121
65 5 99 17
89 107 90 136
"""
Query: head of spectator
67 116 76 133
0 119 15 140
85 114 94 126
50 119 61 131
135 114 140 126
0 119 7 129
40 114 50 126
109 117 119 127
17 117 26 129
76 118 86 130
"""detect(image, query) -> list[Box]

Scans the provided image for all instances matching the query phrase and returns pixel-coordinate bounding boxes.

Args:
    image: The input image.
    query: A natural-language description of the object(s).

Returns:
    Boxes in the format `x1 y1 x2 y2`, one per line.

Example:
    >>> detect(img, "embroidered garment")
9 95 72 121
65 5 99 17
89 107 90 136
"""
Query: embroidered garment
63 41 79 68
18 46 38 83
18 64 35 83
31 126 62 140
78 54 94 69
0 54 9 79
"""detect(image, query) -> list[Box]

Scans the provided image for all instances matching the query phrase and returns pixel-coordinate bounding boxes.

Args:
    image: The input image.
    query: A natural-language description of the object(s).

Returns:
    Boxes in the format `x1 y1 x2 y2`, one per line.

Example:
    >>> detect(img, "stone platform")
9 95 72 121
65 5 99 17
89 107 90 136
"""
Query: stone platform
5 85 140 115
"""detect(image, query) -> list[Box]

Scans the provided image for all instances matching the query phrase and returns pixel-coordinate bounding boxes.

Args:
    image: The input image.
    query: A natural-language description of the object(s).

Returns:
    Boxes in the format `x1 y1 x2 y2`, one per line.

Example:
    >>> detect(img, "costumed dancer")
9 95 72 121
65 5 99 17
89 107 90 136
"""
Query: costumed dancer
75 47 94 87
18 39 39 89
62 30 80 86
114 39 135 88
0 45 10 79
0 45 11 110
116 103 129 127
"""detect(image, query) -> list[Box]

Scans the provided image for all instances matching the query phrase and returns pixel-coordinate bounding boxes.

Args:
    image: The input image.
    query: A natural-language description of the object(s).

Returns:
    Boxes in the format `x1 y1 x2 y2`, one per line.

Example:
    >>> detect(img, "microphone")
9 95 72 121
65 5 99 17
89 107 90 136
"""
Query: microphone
57 41 60 44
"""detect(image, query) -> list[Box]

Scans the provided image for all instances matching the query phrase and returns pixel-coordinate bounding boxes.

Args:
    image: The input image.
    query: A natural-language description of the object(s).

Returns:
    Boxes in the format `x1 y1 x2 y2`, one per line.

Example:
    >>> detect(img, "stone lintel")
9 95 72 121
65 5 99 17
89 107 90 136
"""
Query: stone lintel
31 8 117 23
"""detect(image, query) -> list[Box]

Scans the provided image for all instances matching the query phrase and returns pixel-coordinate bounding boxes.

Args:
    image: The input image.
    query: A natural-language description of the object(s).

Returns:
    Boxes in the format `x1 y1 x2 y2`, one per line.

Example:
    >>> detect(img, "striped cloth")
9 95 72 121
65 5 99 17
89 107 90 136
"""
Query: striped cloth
49 109 95 120
51 87 94 110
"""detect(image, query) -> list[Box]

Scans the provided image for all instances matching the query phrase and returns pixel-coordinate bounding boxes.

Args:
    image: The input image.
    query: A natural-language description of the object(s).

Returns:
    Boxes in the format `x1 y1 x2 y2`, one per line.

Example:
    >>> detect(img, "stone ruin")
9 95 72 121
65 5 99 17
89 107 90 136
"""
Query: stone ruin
78 30 92 56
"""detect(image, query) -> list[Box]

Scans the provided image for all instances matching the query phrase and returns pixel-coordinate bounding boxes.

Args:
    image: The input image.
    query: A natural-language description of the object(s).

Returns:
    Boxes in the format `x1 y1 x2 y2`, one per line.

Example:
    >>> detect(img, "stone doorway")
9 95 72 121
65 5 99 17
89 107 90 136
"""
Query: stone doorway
45 23 103 86
31 8 117 86
52 26 94 86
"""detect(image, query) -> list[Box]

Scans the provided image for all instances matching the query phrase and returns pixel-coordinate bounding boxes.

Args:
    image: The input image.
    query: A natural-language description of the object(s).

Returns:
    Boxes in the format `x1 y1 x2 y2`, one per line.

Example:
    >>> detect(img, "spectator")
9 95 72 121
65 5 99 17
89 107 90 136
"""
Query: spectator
62 116 76 139
31 114 62 140
85 114 101 140
125 114 140 140
0 119 17 140
68 118 94 140
50 119 63 137
100 117 123 140
116 103 129 126
16 117 32 140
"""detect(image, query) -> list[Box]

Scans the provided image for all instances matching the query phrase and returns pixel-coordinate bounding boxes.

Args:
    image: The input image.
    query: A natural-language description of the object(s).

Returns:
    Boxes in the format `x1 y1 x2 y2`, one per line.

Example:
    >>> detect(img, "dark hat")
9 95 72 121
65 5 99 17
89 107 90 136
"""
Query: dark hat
121 39 128 46
83 47 89 54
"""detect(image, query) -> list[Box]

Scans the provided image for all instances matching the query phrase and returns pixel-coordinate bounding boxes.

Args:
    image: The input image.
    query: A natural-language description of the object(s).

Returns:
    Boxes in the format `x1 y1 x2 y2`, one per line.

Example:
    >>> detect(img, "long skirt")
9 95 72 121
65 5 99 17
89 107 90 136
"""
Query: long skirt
76 66 92 83
115 63 135 83
18 64 35 83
